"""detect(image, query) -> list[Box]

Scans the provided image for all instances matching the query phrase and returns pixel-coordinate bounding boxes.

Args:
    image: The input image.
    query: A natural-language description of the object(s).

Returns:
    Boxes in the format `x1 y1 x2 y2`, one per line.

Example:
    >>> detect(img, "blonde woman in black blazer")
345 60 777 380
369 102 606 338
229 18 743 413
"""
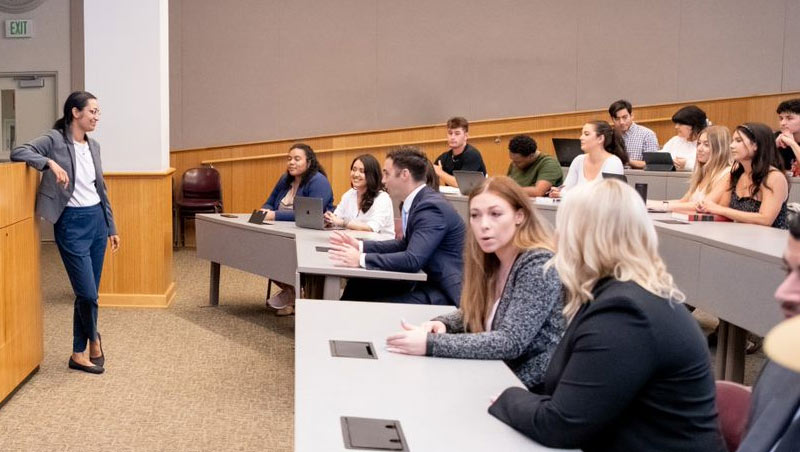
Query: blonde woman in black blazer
12 91 118 374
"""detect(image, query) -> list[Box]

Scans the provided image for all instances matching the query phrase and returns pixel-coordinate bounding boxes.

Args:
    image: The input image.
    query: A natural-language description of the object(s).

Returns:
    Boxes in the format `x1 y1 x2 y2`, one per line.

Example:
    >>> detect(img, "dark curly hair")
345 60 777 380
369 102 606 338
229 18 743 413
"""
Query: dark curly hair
283 143 327 188
508 135 538 157
351 154 383 214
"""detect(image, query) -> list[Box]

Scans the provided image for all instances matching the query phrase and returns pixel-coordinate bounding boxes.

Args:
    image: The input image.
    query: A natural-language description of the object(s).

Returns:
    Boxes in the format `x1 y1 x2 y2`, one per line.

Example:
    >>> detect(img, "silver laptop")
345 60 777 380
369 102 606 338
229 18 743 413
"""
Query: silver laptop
294 197 343 230
453 170 486 196
294 197 328 230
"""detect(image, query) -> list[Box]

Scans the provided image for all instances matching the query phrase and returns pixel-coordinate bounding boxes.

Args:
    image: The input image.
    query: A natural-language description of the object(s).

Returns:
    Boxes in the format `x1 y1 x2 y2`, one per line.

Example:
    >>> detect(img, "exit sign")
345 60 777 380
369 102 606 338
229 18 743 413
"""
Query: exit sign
5 19 32 38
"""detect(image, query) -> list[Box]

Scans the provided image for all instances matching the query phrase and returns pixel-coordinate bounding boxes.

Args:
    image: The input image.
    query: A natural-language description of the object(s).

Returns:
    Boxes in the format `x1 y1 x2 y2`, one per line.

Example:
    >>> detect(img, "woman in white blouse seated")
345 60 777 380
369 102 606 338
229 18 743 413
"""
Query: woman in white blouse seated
662 105 708 171
325 154 394 237
647 125 731 212
549 120 627 198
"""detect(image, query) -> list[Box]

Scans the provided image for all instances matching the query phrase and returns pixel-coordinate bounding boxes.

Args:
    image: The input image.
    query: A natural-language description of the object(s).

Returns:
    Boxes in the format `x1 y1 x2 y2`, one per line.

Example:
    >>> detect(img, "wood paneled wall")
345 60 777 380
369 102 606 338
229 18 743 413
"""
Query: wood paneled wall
0 164 42 404
170 92 800 213
99 170 176 308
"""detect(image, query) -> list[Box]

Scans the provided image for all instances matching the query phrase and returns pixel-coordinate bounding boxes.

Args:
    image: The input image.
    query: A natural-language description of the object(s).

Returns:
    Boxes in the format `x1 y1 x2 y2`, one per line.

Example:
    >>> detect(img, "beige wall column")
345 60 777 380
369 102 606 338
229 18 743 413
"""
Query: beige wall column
83 0 175 307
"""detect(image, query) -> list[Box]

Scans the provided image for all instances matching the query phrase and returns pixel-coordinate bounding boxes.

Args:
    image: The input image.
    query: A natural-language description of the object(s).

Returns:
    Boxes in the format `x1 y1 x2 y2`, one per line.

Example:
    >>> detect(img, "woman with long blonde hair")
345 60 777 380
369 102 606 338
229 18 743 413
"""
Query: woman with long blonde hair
385 177 565 390
489 180 725 452
648 125 732 212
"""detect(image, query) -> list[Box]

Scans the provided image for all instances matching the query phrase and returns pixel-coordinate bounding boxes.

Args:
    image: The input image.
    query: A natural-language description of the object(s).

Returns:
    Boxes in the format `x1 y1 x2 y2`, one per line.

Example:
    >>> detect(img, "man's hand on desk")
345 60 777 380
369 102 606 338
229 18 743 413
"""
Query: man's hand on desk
328 243 361 267
329 230 359 249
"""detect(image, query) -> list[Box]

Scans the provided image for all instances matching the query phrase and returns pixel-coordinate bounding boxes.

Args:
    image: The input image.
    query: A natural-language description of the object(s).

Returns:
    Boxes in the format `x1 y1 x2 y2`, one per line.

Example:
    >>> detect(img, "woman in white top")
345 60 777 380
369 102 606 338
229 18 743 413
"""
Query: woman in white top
325 154 394 237
550 120 627 198
662 105 708 171
648 125 732 212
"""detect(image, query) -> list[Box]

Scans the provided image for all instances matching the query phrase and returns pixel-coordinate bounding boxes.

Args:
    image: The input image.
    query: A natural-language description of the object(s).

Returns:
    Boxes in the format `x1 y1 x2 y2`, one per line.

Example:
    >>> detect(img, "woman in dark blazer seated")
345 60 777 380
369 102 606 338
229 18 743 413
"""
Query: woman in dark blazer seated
11 91 118 374
385 177 564 390
259 143 333 221
260 143 332 315
489 179 726 452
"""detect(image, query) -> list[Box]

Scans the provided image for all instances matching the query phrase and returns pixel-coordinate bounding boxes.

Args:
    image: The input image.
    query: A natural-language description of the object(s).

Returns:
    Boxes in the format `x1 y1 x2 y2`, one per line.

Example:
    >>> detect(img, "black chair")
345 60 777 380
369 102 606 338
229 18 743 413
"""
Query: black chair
174 167 223 247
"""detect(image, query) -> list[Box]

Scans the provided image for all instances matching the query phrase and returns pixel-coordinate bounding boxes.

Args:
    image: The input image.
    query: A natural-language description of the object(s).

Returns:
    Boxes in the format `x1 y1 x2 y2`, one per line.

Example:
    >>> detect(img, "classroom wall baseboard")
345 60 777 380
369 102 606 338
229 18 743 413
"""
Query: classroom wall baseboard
99 282 177 308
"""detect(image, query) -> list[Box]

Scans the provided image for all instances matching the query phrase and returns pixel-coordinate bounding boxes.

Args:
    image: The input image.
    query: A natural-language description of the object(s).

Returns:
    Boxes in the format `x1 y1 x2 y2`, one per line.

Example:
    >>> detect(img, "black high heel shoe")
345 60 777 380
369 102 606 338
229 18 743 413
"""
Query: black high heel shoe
68 357 104 374
90 332 105 367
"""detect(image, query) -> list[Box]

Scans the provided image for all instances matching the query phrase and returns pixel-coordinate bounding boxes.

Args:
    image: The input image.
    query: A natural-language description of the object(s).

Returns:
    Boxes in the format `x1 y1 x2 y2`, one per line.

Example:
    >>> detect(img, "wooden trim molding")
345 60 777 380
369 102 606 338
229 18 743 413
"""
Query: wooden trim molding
99 170 175 308
170 92 800 214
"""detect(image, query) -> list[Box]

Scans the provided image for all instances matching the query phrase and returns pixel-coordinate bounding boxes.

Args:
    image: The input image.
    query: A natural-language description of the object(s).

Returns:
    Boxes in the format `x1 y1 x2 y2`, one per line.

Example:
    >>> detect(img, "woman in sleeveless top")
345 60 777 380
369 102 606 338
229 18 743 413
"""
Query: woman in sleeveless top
698 123 789 229
648 126 732 212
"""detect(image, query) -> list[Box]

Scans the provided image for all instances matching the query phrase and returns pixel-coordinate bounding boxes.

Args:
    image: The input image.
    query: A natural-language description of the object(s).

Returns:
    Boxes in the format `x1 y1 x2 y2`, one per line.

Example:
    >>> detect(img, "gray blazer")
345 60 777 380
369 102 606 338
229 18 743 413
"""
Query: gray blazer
11 129 117 235
425 249 565 390
737 361 800 452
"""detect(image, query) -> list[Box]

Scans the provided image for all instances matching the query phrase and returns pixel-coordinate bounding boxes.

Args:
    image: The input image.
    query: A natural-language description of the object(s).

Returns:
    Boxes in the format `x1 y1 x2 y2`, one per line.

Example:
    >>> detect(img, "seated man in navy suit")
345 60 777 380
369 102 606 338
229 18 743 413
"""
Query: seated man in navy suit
737 214 800 451
329 146 466 306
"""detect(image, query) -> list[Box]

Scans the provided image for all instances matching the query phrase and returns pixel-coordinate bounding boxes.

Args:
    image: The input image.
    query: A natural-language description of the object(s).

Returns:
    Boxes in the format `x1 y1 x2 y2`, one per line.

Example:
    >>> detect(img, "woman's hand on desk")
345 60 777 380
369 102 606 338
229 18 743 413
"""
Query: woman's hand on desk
258 208 275 221
385 320 432 355
324 211 345 228
328 243 360 267
695 198 720 215
674 157 687 170
547 187 562 198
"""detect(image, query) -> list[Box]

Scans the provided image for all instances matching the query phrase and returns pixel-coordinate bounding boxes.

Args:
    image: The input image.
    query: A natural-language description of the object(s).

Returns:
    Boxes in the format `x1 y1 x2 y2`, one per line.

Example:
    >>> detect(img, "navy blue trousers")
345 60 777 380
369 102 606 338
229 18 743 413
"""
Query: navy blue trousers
54 204 108 353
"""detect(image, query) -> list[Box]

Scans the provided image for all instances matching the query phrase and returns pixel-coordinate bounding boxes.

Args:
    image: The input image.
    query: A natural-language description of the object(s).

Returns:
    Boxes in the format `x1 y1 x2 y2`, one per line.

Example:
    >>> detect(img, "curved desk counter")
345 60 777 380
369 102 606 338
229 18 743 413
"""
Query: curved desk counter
0 163 43 406
444 192 785 382
195 214 426 303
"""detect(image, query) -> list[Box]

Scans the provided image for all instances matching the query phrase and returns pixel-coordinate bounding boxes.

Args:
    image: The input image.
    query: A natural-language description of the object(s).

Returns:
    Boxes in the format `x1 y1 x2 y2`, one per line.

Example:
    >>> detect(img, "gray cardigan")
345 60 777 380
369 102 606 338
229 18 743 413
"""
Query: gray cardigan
11 129 117 235
426 249 565 389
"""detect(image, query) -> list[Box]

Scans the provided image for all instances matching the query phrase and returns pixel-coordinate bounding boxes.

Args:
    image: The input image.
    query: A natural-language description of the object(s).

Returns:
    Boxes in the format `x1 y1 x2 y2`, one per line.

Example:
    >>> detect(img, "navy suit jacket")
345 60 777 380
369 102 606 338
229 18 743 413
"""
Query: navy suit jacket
261 171 333 221
737 361 800 452
363 185 465 306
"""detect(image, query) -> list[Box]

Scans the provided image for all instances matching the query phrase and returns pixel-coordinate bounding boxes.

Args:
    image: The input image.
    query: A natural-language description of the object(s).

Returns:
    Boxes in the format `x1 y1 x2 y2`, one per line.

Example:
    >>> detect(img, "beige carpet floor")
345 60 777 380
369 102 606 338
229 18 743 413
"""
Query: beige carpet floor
0 244 294 452
0 243 768 451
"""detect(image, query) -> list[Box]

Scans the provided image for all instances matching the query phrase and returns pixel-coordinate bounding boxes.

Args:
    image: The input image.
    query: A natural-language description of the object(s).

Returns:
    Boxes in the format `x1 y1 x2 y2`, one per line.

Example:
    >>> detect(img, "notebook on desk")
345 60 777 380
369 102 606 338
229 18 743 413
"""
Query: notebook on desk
602 172 628 183
553 138 583 167
294 197 343 230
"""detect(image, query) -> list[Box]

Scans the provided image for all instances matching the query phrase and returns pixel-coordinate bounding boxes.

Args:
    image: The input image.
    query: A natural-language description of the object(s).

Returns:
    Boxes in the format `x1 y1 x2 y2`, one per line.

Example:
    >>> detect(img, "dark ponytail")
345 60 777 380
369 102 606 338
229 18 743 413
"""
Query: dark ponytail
54 91 97 135
588 120 629 165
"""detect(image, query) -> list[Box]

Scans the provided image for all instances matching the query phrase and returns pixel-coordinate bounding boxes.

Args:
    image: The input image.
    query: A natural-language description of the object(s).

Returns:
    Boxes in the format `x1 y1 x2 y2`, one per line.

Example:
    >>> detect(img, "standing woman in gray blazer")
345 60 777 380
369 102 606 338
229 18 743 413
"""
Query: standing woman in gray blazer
11 91 119 374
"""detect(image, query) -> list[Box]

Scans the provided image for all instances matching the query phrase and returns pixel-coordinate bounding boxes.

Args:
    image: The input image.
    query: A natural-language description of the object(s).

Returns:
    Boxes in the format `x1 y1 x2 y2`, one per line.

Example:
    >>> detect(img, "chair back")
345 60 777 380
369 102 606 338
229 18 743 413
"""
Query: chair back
716 380 752 452
180 167 222 201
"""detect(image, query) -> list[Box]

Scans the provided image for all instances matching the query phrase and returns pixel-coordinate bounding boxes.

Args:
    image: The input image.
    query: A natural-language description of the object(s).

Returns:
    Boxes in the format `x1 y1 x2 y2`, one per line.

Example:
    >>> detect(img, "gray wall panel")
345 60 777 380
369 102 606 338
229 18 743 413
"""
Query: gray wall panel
678 0 785 100
782 0 800 91
575 0 681 110
169 0 800 150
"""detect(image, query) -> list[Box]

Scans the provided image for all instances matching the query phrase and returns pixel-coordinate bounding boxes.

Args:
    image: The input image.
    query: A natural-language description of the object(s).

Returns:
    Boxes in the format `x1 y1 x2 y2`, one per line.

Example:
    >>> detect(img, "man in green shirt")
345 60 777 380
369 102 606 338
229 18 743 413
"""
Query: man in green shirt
506 135 564 197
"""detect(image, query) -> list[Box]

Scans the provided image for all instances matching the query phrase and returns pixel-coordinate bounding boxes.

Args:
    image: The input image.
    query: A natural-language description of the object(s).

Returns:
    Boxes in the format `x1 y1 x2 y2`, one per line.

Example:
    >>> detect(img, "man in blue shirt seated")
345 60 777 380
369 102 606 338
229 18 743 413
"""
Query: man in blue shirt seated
608 99 659 169
737 214 800 451
329 146 466 306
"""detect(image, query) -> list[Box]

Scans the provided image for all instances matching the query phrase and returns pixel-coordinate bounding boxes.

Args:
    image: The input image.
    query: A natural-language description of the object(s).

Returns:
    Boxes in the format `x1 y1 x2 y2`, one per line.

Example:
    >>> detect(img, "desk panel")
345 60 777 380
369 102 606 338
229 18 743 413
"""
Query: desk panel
295 300 572 452
196 217 297 286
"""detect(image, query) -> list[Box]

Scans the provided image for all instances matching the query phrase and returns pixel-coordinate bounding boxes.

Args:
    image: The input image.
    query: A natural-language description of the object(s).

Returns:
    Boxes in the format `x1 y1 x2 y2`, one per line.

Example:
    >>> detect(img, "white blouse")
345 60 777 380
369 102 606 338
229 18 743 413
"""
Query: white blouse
561 154 625 193
662 136 697 171
333 189 395 237
67 140 101 207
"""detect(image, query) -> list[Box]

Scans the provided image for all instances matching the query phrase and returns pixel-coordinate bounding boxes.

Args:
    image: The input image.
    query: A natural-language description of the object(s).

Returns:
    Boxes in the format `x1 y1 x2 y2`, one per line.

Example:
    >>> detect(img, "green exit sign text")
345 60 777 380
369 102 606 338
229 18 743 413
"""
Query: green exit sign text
5 20 33 38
